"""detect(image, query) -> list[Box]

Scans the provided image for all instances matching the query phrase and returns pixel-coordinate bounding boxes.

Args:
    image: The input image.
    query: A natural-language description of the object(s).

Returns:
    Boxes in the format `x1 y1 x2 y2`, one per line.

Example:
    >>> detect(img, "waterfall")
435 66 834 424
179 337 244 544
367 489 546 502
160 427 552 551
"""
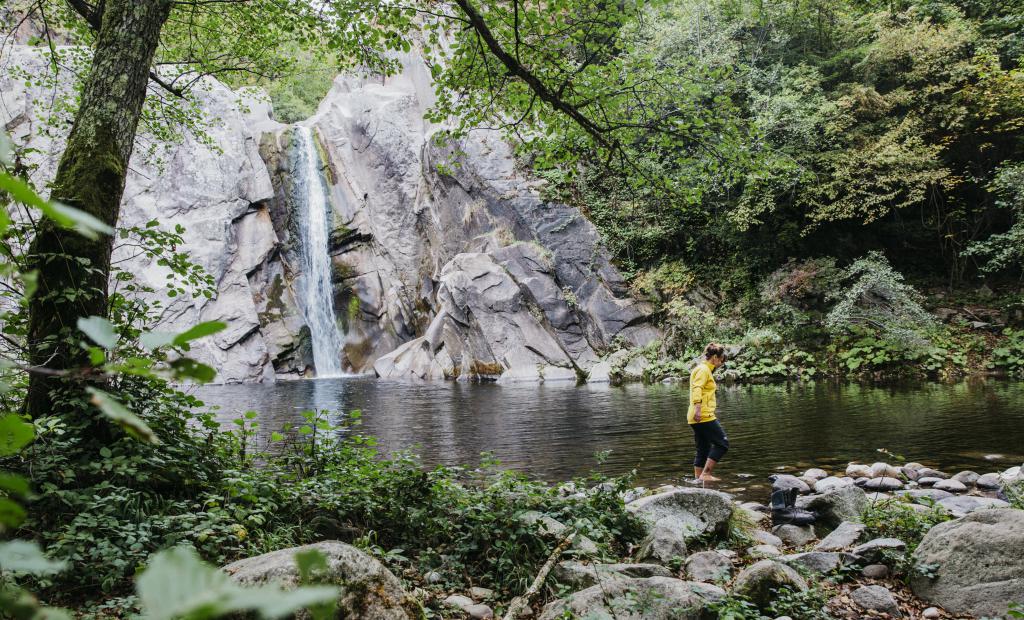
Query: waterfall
292 126 345 377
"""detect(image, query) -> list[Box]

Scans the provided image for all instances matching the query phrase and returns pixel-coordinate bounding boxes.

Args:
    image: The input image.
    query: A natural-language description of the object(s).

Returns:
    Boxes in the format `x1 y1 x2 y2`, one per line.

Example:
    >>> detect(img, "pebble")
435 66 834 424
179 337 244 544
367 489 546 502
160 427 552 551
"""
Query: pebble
803 468 829 480
469 586 494 600
753 530 784 547
771 474 811 494
861 563 889 579
445 594 475 609
852 537 907 563
772 523 817 547
918 476 943 487
466 603 494 619
922 607 941 619
917 468 949 479
863 476 904 491
846 464 873 478
425 570 443 584
815 476 854 494
952 471 980 486
851 584 901 616
748 544 782 558
870 462 901 478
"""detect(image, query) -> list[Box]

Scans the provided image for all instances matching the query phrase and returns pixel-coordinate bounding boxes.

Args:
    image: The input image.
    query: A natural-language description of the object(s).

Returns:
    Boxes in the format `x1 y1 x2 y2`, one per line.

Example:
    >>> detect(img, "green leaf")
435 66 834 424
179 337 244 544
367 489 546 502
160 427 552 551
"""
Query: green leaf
87 388 160 445
173 321 227 347
0 540 67 575
0 132 13 166
0 414 34 456
139 330 176 351
0 472 30 497
0 170 112 239
137 547 338 620
77 316 118 349
169 358 217 383
0 497 27 528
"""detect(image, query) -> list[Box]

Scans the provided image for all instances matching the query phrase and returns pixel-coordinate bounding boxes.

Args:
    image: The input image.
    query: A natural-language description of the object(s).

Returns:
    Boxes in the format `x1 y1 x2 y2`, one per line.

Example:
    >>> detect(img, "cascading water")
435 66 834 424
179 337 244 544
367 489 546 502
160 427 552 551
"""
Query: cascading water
292 126 345 377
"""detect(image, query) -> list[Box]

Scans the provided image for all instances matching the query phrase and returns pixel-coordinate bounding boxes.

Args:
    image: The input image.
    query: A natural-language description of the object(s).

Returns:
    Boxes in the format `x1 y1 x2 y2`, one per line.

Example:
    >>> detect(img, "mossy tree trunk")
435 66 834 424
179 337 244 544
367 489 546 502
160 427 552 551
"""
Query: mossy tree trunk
24 0 172 419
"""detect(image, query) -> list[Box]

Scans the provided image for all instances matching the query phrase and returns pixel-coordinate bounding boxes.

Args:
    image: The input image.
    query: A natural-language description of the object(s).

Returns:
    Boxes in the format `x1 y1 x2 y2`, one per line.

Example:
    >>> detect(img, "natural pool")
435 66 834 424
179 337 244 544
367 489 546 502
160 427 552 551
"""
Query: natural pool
195 377 1024 500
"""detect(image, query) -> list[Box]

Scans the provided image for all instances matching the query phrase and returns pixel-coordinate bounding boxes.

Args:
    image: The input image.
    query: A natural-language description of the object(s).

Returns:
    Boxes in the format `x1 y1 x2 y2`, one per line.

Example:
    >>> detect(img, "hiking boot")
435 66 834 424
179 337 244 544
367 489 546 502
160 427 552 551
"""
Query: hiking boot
770 488 817 526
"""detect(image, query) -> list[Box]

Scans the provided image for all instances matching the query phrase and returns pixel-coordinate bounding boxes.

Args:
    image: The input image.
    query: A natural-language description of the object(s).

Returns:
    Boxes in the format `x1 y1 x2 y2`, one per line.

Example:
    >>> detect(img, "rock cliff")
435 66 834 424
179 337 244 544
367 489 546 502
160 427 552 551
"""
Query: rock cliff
1 46 658 383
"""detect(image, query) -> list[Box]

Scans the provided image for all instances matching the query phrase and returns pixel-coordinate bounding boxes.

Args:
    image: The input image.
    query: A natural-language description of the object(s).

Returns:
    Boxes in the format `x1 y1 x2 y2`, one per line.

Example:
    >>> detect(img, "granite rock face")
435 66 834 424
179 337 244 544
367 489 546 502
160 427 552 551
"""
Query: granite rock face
3 47 658 383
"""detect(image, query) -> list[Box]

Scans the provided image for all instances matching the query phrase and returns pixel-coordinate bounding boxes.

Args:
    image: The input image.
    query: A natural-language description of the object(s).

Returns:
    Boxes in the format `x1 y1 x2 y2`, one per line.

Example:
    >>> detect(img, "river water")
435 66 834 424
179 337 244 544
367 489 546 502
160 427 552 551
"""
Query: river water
194 378 1024 500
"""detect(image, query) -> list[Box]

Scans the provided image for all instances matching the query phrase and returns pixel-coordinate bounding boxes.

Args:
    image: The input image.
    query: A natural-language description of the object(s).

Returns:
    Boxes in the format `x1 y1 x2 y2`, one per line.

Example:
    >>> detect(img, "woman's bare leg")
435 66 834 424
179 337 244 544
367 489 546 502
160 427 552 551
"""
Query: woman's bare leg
698 459 721 481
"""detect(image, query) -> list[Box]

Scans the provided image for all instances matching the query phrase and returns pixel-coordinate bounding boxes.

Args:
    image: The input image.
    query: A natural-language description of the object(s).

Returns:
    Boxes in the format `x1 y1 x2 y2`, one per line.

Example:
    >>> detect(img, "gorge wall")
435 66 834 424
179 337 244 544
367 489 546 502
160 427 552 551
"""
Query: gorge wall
1 46 658 383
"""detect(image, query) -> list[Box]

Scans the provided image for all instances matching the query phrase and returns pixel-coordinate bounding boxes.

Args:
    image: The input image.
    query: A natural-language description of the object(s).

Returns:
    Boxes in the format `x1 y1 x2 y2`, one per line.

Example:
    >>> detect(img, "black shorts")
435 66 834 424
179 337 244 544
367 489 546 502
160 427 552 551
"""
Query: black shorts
691 419 729 467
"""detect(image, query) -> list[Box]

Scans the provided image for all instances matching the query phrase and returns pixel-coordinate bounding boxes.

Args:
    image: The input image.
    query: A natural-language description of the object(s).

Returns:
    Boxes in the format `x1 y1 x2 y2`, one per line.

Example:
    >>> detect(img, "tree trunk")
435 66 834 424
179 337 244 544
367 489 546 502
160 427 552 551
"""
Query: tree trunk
24 0 172 419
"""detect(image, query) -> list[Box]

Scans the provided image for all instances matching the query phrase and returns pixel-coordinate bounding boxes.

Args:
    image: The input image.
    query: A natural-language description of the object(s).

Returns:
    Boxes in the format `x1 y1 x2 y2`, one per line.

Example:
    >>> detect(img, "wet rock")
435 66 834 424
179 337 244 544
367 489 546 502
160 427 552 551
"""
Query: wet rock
782 551 856 574
852 538 907 563
223 541 414 619
538 577 724 619
863 477 904 491
917 477 943 487
861 564 889 579
917 468 949 480
552 561 672 590
815 521 866 551
771 524 817 547
771 474 811 494
952 471 980 486
976 473 1002 489
936 495 1010 518
933 479 967 493
684 551 734 583
912 509 1024 618
851 585 901 616
732 560 808 609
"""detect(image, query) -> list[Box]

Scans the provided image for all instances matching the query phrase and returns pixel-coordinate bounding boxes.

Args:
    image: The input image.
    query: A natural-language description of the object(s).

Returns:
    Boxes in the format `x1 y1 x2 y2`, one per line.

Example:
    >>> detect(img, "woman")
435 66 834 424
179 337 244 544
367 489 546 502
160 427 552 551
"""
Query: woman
688 342 729 483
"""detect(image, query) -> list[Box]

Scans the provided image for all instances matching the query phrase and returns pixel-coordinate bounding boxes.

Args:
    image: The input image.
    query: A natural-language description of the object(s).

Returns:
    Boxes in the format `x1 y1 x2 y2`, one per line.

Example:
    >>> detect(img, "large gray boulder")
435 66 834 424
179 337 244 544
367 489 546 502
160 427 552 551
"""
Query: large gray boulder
911 508 1024 618
684 551 734 583
814 521 865 551
851 585 901 617
551 562 673 590
936 495 1010 518
636 516 690 564
731 560 808 609
799 485 869 528
538 577 724 619
627 488 734 539
222 541 415 619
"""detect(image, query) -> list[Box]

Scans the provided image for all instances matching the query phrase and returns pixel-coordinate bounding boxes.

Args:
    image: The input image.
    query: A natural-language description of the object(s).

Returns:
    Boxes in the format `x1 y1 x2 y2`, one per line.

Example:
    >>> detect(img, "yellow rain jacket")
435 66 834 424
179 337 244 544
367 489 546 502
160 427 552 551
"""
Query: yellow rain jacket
687 360 717 424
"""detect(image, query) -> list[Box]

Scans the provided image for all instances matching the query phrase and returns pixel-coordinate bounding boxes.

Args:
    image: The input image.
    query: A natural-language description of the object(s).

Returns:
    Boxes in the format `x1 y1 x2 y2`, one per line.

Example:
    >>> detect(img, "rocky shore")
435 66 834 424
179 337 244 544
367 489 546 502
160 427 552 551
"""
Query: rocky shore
218 459 1024 619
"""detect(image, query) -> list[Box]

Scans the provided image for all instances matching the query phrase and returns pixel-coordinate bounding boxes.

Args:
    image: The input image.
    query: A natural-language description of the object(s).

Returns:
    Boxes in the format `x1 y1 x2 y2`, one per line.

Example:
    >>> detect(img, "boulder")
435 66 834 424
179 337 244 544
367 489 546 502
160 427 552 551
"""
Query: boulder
803 468 829 481
845 464 873 478
636 516 689 564
911 509 1024 618
852 538 906 563
771 524 816 547
917 477 943 487
731 560 808 609
861 564 889 579
952 471 980 486
976 473 1002 489
870 462 901 479
782 551 856 575
551 562 672 590
222 541 414 619
627 488 734 539
801 486 869 529
771 474 811 494
932 479 967 493
538 577 724 619
917 468 949 480
685 551 734 583
814 521 866 551
469 587 495 600
936 495 1010 518
863 477 904 491
851 585 901 616
814 476 853 494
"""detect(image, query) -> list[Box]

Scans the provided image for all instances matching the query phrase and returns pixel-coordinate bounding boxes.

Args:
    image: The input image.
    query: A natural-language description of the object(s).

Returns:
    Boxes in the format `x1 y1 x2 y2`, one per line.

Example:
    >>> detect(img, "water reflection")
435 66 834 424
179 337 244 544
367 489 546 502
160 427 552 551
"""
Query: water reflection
194 378 1024 499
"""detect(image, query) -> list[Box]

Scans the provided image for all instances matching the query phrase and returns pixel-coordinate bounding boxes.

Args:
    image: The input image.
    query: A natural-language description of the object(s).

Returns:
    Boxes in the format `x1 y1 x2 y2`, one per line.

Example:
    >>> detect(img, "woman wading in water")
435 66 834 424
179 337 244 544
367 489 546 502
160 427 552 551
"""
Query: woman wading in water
689 343 729 483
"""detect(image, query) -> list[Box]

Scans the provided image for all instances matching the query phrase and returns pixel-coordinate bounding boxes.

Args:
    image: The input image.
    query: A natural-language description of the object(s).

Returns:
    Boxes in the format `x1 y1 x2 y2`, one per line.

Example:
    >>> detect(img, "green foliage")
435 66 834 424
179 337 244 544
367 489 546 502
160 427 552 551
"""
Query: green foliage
989 328 1024 376
860 498 953 553
766 584 833 620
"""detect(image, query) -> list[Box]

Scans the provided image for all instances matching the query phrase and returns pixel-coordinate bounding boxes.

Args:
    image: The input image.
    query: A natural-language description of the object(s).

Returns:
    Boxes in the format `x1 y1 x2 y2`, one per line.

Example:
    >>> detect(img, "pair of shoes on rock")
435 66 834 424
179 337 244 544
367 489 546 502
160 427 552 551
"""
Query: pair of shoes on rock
770 487 817 525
